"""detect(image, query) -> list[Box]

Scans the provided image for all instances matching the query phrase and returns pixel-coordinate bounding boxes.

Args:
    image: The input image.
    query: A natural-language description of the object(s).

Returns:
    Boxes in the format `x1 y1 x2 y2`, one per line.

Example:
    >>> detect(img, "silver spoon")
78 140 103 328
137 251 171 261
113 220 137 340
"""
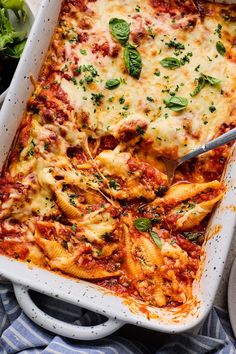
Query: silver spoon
162 127 236 184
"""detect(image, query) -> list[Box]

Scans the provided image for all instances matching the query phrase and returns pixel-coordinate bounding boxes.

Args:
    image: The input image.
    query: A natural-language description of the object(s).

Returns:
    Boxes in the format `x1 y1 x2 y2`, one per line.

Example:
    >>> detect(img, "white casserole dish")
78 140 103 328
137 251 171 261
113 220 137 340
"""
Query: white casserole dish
0 0 236 340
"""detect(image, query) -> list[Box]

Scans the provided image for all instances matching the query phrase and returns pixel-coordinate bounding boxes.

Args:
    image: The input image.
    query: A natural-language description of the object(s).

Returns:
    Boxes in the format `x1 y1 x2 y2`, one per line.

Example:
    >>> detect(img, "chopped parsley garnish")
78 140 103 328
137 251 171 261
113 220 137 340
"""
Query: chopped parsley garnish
27 139 36 157
71 77 77 85
209 103 216 113
165 40 185 50
80 49 87 55
135 5 141 12
91 93 104 106
147 26 155 39
69 196 76 206
215 24 222 38
109 179 120 190
146 96 154 102
154 69 160 77
72 224 77 232
119 96 125 104
136 125 145 135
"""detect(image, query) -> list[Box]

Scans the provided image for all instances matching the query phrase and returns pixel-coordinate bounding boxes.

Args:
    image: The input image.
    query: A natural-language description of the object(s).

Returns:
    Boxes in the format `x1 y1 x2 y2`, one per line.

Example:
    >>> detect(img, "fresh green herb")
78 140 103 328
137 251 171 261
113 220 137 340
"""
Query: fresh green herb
69 196 76 206
124 43 142 79
181 51 192 64
71 77 77 85
164 96 188 111
119 96 125 104
80 49 87 55
209 103 216 113
27 139 36 157
182 231 203 242
136 125 145 135
146 96 154 102
109 179 120 190
72 223 77 232
109 18 130 45
215 24 222 38
150 230 162 249
133 218 151 232
191 74 221 96
91 93 104 106
154 69 160 77
44 142 49 151
216 41 226 56
165 40 185 50
135 4 141 12
97 249 103 256
191 75 205 96
195 64 200 72
147 26 155 39
105 78 120 89
160 57 182 70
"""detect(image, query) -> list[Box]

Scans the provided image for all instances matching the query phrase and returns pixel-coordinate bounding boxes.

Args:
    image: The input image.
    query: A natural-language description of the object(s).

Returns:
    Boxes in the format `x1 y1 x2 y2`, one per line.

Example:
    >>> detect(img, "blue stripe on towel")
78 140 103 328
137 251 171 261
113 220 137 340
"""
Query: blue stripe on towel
0 281 235 354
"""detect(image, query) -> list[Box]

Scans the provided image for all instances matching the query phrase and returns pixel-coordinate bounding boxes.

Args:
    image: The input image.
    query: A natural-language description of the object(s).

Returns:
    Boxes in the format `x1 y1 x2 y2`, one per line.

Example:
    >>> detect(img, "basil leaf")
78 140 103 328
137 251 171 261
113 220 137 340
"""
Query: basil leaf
150 230 162 249
109 18 130 45
203 74 221 85
124 44 142 79
105 78 120 89
133 218 151 232
164 96 188 111
191 76 206 96
191 74 220 96
160 57 182 69
216 41 226 56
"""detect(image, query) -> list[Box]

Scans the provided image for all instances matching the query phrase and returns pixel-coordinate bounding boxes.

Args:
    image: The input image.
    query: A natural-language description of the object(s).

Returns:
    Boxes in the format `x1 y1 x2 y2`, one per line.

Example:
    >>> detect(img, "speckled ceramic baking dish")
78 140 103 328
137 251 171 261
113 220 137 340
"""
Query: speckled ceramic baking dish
0 0 236 340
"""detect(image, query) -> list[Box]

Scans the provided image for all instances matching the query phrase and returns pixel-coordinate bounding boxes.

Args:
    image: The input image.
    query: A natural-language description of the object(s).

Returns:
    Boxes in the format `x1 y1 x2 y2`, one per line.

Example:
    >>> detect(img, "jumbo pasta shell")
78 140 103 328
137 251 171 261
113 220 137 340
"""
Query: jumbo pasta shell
35 237 120 279
55 191 81 219
162 180 222 204
176 193 223 230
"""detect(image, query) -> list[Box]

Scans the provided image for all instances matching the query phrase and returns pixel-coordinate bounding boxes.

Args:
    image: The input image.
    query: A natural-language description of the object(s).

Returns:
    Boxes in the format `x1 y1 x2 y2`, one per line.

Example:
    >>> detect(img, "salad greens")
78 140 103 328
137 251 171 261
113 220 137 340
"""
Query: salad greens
0 0 27 59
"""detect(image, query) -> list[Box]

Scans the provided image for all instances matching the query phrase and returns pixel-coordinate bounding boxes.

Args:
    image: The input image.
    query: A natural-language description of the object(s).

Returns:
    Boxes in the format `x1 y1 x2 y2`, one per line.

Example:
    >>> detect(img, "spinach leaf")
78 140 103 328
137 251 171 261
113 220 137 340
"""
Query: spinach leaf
133 218 151 232
150 230 162 249
109 18 130 45
160 57 182 69
124 43 142 79
216 41 226 56
164 96 188 111
105 78 120 89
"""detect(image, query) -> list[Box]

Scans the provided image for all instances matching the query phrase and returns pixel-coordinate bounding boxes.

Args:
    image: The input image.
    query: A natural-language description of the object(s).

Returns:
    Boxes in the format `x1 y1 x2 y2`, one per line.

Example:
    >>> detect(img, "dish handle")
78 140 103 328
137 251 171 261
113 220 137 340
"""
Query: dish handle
13 284 124 340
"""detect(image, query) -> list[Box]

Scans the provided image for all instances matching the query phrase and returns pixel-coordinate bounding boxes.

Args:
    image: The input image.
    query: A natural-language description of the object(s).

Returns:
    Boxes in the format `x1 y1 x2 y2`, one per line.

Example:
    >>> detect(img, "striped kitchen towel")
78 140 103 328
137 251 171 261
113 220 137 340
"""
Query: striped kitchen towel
0 281 235 354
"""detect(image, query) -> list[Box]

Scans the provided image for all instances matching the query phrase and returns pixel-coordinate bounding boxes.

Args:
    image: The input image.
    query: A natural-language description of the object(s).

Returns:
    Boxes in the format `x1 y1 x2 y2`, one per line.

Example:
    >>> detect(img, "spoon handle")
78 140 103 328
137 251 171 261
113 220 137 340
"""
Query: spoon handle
179 127 236 164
